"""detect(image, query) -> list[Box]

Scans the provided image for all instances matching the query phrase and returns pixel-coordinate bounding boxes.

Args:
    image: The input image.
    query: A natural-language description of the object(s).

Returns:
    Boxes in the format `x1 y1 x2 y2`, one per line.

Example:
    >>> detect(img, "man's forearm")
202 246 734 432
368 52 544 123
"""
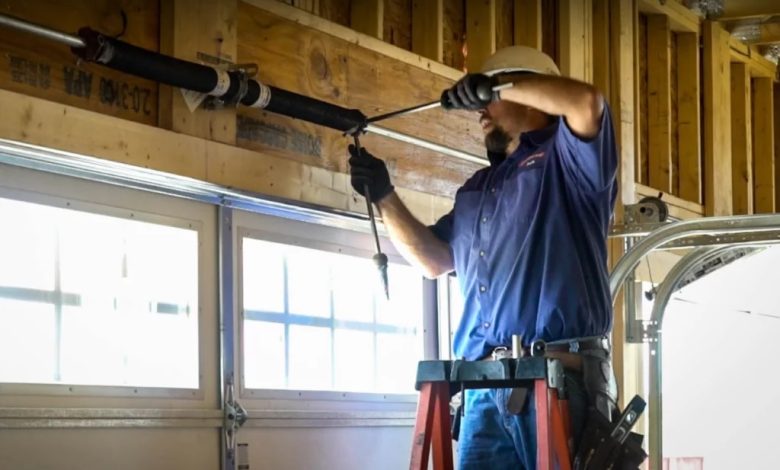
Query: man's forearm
499 74 604 138
375 192 454 279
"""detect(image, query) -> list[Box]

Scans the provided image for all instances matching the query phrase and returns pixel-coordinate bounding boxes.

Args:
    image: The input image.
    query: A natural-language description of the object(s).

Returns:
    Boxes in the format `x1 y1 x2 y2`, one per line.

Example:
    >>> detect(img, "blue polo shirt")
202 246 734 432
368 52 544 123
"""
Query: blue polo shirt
431 106 617 361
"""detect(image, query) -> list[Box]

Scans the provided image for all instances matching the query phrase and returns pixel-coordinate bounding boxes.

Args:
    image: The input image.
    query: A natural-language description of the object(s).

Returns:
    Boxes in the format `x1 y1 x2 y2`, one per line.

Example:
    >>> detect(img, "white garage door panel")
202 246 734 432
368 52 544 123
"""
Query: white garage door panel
242 427 414 470
0 428 220 470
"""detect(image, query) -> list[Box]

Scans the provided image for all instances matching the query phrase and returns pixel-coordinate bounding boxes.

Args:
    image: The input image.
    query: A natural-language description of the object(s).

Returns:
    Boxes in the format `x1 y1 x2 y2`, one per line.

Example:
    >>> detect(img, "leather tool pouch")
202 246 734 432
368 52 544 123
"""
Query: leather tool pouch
573 408 647 469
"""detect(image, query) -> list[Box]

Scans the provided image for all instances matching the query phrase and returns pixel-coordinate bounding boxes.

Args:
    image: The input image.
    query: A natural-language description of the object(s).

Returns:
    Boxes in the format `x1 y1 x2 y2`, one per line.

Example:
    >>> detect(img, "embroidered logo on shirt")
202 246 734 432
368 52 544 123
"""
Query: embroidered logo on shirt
518 151 545 168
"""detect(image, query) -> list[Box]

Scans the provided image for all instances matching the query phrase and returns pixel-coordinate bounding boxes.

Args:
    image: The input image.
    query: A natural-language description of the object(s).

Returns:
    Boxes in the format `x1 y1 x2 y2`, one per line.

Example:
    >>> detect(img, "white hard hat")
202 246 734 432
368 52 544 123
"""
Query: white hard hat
480 46 561 77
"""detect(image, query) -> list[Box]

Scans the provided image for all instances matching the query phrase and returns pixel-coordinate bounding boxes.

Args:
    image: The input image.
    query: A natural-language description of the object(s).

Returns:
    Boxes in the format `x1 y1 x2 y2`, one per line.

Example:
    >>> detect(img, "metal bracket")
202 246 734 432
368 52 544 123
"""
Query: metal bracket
627 319 660 344
224 379 248 465
624 197 669 225
546 358 565 395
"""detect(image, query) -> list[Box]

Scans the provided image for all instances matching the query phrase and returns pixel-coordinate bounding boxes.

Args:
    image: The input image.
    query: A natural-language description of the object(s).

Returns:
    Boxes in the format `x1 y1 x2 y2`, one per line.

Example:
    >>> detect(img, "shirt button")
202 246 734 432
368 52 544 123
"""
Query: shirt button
479 285 487 293
483 322 490 328
491 188 496 194
479 250 486 257
481 216 488 223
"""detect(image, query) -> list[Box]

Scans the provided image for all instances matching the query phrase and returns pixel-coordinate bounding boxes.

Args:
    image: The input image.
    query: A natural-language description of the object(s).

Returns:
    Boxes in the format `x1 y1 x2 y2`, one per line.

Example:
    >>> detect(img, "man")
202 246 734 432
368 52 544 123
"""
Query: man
349 46 618 469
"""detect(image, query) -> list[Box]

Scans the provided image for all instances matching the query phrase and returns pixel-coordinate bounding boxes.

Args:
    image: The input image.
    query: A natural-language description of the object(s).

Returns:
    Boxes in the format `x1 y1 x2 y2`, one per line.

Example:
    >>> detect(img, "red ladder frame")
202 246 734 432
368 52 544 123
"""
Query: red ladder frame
410 379 571 470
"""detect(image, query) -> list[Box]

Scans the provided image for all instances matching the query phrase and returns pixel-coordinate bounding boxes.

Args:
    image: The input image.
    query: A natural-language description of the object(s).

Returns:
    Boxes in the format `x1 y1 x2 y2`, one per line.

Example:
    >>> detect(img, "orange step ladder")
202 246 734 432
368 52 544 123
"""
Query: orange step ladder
410 357 572 470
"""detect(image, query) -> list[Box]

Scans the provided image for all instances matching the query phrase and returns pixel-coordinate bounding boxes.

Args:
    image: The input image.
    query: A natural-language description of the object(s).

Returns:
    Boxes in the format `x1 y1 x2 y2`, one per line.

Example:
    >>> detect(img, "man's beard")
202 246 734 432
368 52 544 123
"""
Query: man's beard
485 126 511 166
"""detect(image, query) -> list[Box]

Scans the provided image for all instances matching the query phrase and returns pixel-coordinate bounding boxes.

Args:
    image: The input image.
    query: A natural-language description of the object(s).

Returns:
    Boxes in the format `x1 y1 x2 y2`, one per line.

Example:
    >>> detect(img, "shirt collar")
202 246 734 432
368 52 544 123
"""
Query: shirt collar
517 119 558 152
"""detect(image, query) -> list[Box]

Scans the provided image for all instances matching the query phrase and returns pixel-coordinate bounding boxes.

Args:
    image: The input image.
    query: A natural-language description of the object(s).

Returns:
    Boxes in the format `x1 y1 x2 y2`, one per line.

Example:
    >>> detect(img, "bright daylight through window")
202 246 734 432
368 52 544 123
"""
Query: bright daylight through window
0 197 199 389
242 237 423 395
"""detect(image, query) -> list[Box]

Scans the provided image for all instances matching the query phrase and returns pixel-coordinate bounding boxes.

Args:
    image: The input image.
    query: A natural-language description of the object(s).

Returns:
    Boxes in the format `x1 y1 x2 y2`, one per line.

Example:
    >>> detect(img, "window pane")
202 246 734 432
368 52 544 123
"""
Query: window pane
377 264 424 328
0 299 56 383
243 321 286 389
377 332 420 394
0 197 199 389
0 198 56 290
243 239 285 314
334 329 374 392
242 236 424 395
332 256 374 323
288 325 331 391
286 249 331 318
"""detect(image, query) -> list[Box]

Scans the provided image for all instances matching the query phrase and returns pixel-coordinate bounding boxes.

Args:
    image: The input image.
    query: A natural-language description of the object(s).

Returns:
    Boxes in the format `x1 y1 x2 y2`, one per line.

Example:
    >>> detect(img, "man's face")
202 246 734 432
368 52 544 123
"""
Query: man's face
478 100 534 154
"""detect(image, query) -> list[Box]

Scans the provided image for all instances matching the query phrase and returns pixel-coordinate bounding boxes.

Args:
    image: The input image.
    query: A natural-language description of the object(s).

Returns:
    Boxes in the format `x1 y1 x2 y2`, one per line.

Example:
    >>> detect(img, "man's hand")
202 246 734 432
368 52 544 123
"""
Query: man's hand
348 144 394 202
441 73 498 111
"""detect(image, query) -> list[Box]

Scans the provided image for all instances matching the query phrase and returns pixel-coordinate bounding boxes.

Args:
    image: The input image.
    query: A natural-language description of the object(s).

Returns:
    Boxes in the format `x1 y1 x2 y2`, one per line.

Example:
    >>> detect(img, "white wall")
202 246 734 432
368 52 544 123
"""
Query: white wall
662 246 780 470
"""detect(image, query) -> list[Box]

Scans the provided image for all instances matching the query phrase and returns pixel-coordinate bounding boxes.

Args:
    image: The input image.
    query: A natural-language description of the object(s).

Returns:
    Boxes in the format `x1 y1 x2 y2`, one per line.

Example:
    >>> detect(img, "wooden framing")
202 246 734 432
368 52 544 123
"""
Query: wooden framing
514 0 542 50
0 88 453 224
158 0 237 144
752 78 775 213
728 37 777 79
350 0 383 38
676 32 701 204
236 3 483 199
702 21 733 216
465 0 497 72
0 0 159 126
607 0 638 408
730 62 753 215
411 0 444 62
611 0 636 206
636 0 699 34
646 15 672 193
244 0 462 80
592 0 610 97
558 0 593 82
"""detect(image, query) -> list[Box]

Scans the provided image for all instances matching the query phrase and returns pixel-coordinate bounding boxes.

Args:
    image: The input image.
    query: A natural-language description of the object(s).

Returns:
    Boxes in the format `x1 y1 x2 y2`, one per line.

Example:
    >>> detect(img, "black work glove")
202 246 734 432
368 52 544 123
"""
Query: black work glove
440 73 498 111
348 144 394 202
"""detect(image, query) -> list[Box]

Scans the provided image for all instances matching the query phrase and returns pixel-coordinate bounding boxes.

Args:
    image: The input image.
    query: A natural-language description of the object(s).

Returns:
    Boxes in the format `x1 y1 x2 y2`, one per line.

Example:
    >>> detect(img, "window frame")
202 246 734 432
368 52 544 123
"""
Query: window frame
0 169 216 403
232 209 433 406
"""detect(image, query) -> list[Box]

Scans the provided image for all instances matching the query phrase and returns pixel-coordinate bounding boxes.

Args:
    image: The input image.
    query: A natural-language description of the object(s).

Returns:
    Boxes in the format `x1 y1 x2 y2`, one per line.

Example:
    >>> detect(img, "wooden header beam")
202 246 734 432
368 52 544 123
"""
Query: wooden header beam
637 0 700 34
728 37 777 79
244 0 462 80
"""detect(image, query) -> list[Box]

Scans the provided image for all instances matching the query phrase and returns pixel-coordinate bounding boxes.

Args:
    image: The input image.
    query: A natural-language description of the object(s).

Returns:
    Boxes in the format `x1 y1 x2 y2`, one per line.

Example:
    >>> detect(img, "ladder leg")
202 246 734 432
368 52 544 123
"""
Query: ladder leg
431 382 454 470
558 396 573 457
410 382 437 470
549 391 572 470
535 379 553 470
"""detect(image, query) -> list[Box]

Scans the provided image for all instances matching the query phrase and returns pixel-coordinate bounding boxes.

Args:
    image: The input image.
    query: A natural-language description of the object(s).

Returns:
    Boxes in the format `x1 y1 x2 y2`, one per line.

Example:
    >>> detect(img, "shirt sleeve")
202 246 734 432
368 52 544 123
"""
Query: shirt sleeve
555 103 618 192
429 210 454 244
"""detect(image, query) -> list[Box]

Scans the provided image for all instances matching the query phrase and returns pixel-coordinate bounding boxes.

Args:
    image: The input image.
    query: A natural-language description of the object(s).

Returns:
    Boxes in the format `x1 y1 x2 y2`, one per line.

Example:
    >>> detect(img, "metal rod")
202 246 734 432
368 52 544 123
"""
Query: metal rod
0 13 85 48
366 100 441 124
365 124 487 165
366 82 516 125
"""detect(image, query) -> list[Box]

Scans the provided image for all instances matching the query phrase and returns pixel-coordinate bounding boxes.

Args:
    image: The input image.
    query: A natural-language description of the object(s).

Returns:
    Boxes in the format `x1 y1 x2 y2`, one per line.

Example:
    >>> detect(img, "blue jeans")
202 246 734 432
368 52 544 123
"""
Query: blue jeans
457 372 589 470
